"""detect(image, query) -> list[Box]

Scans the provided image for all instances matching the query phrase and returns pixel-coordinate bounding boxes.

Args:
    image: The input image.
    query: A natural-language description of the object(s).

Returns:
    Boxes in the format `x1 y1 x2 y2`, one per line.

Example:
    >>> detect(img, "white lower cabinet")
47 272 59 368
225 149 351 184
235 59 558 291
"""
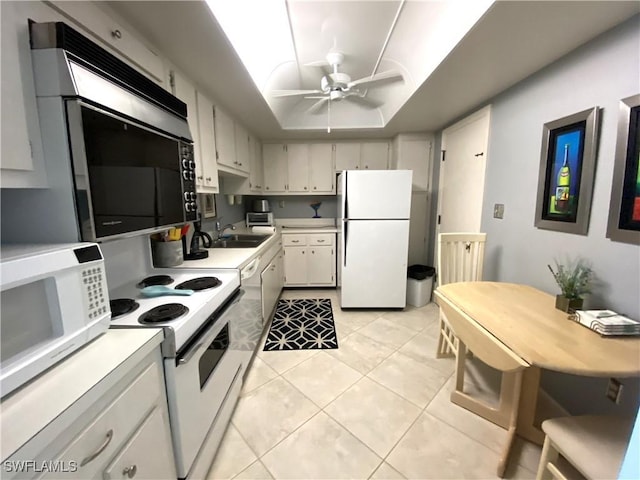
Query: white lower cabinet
283 234 336 287
5 342 176 480
261 248 284 319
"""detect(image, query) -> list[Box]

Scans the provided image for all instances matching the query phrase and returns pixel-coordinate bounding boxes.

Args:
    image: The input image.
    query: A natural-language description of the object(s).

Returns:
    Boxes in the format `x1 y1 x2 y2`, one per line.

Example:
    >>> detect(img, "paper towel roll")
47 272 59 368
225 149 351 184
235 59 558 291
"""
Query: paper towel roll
251 226 276 234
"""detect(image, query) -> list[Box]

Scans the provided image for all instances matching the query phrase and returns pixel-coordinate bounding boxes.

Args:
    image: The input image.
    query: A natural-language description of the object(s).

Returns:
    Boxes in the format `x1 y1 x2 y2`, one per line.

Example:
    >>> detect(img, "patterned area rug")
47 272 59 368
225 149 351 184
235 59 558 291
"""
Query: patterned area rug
263 298 338 351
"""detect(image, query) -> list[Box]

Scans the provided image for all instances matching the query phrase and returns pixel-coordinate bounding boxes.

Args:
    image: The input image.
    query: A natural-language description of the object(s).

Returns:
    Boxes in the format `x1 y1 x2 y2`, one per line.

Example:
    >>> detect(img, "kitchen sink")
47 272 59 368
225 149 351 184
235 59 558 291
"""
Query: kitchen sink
220 234 269 242
210 234 269 249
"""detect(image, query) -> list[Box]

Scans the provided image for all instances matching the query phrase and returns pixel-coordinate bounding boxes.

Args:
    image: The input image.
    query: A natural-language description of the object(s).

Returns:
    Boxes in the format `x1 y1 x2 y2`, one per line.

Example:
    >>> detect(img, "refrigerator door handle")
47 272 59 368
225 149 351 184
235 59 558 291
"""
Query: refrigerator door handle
343 219 348 267
343 171 349 220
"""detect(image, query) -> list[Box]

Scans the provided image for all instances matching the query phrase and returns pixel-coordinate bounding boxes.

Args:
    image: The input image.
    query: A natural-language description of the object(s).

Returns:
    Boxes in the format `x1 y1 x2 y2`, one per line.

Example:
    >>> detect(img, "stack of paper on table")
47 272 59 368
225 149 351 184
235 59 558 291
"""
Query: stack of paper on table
573 310 640 336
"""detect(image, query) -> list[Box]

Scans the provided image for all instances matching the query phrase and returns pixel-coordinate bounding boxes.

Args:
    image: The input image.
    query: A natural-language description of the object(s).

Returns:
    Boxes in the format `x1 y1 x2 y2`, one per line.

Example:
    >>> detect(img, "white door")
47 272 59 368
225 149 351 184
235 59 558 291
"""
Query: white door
438 105 491 233
341 219 409 308
346 170 412 220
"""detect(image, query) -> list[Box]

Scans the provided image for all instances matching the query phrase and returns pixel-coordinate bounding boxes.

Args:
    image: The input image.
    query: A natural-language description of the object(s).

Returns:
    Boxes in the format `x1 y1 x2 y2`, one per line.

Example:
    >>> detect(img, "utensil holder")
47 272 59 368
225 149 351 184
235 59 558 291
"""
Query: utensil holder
152 240 183 267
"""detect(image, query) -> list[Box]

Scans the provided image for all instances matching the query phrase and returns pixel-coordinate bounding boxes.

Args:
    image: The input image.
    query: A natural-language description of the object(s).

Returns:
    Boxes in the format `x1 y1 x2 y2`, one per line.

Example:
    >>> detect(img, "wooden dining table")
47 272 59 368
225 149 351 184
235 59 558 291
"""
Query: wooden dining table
434 282 640 446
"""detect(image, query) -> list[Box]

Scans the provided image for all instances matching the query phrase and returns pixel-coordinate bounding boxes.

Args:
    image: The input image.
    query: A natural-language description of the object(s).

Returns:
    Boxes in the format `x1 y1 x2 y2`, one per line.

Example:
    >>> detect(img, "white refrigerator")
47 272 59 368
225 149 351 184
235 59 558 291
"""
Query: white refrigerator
338 170 412 308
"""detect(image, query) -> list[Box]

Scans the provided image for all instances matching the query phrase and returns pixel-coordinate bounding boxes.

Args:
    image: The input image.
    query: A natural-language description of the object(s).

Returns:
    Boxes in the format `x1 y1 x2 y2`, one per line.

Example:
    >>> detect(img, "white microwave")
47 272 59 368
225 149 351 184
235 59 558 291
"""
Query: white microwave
0 243 110 397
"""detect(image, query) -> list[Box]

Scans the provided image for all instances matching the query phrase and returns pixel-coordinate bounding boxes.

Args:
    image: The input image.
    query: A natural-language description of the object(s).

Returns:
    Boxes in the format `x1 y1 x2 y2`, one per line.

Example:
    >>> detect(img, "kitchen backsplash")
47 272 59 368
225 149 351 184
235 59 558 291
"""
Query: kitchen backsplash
245 195 337 219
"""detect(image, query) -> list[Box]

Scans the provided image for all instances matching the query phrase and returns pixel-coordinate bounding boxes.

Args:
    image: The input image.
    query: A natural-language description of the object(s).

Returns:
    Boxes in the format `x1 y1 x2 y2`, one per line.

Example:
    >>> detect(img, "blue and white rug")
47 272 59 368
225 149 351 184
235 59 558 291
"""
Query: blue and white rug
263 298 338 351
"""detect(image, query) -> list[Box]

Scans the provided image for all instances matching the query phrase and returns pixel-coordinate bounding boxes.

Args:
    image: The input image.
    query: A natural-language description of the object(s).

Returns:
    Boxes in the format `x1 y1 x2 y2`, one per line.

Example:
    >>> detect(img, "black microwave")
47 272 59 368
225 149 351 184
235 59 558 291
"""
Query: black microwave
30 21 197 242
70 102 197 241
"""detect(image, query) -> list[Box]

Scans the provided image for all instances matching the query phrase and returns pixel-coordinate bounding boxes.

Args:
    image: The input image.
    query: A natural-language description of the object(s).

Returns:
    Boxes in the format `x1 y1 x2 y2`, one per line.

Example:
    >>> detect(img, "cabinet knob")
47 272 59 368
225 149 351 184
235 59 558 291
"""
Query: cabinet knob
313 186 317 190
266 186 270 190
122 465 137 478
206 177 212 181
111 29 122 39
197 175 203 180
304 187 307 190
364 165 369 169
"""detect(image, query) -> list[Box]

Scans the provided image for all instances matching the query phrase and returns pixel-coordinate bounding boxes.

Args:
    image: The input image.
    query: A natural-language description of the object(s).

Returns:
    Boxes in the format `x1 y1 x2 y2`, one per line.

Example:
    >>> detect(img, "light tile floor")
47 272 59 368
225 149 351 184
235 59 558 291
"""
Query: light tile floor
207 289 544 480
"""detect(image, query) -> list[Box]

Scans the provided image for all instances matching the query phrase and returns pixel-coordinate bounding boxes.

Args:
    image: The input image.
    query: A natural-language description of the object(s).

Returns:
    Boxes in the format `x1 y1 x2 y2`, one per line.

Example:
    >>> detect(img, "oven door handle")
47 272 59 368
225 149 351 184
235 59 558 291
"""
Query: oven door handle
176 289 243 366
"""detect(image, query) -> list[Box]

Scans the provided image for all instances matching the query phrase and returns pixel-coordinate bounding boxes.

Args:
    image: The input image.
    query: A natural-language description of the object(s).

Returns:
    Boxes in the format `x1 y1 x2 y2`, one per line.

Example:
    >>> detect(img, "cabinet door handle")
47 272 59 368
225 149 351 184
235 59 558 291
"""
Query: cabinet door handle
111 29 122 39
123 465 137 478
206 177 212 181
291 240 300 243
317 239 325 243
80 429 113 466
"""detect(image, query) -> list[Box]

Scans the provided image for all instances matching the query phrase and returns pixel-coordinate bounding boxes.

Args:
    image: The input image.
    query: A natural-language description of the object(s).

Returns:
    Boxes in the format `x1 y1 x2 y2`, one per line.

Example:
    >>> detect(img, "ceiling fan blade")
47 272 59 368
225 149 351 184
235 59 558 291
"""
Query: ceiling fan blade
348 70 403 89
303 60 329 67
306 97 330 115
346 94 383 109
271 89 323 98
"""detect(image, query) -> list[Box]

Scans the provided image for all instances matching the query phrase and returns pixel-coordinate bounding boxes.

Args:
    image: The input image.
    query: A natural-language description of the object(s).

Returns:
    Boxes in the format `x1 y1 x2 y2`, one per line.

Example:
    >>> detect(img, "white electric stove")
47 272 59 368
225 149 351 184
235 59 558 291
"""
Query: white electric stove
108 269 240 356
108 268 247 478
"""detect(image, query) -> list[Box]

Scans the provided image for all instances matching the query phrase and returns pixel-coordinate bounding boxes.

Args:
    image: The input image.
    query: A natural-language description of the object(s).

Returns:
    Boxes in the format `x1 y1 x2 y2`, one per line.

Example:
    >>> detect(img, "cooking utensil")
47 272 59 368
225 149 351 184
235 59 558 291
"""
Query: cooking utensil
140 286 194 297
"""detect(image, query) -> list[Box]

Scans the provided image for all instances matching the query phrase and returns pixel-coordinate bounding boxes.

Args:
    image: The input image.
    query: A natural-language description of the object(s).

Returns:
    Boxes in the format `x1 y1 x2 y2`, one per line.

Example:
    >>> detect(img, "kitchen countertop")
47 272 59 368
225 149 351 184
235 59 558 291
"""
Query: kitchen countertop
176 221 338 270
1 329 163 460
176 226 281 270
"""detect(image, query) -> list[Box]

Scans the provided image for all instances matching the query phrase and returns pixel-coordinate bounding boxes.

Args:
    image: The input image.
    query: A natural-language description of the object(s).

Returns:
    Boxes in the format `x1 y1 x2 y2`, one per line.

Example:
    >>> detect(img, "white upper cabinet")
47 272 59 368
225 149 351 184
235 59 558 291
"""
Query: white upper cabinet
234 123 250 174
287 144 310 192
249 136 263 192
170 68 201 179
334 143 361 171
47 1 164 84
361 142 390 169
195 92 219 193
392 133 434 191
0 1 48 188
309 144 334 192
335 141 390 171
214 106 238 173
262 143 335 195
263 144 288 193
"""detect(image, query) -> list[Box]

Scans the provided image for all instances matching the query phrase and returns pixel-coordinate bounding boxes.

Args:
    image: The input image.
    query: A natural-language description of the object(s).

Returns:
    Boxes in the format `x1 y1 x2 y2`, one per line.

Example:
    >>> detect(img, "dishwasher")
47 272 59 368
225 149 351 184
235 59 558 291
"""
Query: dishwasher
234 239 284 375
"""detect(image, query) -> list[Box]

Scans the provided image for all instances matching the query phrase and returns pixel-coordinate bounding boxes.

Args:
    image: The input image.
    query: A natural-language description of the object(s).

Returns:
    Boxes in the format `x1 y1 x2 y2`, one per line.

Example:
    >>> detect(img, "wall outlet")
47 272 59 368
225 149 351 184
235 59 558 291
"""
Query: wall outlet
606 378 623 404
493 203 505 219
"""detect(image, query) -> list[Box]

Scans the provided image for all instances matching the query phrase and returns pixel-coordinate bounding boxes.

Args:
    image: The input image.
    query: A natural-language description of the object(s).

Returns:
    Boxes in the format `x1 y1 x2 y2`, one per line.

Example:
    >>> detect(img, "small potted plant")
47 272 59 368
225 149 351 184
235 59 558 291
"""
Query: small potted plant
548 259 593 312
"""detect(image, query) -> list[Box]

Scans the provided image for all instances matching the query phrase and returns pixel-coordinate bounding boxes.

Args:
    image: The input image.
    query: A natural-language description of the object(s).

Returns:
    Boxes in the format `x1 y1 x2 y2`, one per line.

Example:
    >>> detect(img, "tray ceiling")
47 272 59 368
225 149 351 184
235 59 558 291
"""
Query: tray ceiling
106 1 640 139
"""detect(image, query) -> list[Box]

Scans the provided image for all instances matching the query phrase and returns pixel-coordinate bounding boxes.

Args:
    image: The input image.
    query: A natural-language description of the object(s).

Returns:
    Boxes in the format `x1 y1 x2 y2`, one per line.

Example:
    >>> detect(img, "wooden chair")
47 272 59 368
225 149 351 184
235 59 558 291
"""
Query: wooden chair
436 292 529 477
536 415 634 480
436 233 486 358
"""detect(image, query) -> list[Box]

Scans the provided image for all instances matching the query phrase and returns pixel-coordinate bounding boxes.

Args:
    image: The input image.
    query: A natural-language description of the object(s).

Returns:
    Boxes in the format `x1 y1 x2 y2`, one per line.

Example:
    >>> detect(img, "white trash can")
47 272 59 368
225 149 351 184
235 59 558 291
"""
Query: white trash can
406 265 435 308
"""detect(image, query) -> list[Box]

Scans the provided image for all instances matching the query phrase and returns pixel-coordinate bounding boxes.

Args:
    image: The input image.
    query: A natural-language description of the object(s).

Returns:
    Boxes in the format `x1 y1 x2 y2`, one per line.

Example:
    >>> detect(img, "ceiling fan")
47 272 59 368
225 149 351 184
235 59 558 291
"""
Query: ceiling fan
271 51 404 115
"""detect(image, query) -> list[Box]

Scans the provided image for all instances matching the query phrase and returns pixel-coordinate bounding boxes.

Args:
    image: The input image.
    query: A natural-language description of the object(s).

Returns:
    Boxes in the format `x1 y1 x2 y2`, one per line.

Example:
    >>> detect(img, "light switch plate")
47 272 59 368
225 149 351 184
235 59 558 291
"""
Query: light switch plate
493 203 504 219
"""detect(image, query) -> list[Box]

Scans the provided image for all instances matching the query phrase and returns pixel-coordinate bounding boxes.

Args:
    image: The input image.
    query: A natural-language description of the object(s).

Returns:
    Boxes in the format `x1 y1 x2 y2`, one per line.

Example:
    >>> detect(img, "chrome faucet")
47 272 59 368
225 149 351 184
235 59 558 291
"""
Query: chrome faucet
215 219 236 239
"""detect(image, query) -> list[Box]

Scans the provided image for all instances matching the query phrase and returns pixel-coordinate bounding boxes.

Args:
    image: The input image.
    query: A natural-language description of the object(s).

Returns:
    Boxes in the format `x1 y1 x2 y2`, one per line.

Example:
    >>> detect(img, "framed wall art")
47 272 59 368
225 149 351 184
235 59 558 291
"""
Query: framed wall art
606 94 640 244
534 107 600 235
199 193 217 219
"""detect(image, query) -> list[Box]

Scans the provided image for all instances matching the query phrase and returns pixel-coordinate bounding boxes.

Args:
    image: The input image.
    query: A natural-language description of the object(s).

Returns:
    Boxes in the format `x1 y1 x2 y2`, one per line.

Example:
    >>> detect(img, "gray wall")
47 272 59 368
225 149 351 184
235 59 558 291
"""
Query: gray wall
479 16 640 415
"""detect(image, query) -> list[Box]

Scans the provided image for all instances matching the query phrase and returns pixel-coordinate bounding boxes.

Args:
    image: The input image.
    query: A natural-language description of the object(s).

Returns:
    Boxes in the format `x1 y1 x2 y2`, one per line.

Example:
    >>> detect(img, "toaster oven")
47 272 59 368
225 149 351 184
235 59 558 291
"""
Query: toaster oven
246 212 274 227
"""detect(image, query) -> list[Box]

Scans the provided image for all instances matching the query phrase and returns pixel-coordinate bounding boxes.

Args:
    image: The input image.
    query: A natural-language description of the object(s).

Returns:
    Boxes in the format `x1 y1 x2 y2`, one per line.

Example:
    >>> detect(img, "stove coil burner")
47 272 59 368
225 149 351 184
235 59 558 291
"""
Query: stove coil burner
139 303 189 324
175 277 222 291
110 298 140 319
136 275 174 288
